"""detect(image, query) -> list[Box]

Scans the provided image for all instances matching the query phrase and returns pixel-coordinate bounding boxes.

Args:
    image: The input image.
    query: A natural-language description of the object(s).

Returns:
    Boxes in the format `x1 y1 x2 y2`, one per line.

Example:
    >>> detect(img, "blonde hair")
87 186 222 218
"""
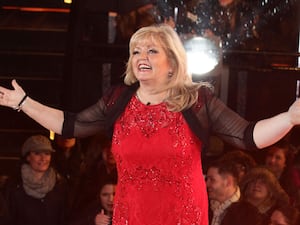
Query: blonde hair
124 24 206 112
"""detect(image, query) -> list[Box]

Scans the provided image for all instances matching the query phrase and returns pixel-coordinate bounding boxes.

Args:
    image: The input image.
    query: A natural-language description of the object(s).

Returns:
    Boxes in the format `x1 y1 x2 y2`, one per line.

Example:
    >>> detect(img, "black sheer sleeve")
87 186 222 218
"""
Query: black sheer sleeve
192 86 258 150
62 98 108 138
62 84 138 138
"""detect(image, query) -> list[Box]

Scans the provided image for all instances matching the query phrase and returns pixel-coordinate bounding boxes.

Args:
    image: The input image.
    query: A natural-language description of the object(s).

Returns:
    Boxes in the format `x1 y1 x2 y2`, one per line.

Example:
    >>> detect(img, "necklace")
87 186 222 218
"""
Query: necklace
136 89 168 105
136 91 151 105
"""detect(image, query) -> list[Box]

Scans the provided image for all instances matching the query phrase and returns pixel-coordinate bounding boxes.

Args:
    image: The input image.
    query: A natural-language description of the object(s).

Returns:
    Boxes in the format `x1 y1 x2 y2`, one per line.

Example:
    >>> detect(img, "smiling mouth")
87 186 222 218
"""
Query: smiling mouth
138 64 152 71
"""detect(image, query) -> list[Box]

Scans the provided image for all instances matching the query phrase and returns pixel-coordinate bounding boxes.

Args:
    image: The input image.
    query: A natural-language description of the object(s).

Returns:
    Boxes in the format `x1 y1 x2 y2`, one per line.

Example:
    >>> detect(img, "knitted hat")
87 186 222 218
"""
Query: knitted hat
22 135 55 156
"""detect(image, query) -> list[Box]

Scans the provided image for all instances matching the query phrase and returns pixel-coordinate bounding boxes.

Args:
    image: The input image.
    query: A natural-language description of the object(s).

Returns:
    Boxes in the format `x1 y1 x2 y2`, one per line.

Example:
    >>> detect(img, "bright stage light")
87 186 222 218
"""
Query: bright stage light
183 36 222 77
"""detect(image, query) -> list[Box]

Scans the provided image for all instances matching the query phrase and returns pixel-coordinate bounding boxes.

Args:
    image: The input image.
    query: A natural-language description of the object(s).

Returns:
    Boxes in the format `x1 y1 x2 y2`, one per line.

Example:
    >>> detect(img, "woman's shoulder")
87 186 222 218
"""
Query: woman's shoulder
188 82 215 110
102 83 138 106
197 82 215 99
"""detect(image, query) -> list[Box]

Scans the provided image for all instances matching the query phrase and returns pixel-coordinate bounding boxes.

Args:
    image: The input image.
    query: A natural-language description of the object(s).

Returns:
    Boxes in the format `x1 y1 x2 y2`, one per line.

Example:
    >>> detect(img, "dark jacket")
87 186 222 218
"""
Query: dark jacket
0 191 9 225
221 201 263 225
4 172 68 225
69 200 112 225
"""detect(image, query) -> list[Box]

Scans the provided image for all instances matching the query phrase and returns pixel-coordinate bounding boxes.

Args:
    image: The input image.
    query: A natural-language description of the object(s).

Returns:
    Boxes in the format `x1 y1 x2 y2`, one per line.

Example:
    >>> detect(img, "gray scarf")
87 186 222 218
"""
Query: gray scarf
21 164 56 199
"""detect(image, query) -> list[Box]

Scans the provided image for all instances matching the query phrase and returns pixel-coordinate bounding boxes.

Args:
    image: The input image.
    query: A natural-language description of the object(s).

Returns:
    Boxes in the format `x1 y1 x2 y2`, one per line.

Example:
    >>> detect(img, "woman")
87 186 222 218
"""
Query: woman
265 139 294 179
69 178 117 225
1 24 300 224
4 135 68 225
264 139 300 208
240 167 290 224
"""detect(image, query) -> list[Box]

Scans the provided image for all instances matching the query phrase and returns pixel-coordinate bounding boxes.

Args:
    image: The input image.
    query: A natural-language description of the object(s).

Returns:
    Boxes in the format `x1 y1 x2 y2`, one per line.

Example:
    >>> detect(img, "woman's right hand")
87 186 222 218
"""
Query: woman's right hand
94 209 111 225
0 79 26 110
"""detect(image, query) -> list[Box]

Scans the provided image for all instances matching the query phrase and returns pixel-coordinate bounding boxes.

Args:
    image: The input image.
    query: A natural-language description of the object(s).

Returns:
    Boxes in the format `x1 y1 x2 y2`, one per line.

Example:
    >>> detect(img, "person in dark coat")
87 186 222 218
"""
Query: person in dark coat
240 166 290 224
206 159 263 225
69 177 117 225
4 135 69 225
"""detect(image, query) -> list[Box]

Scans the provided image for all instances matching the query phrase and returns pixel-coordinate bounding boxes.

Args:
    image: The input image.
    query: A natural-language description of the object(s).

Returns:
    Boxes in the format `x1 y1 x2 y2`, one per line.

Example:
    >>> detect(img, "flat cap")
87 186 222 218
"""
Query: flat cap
22 135 55 156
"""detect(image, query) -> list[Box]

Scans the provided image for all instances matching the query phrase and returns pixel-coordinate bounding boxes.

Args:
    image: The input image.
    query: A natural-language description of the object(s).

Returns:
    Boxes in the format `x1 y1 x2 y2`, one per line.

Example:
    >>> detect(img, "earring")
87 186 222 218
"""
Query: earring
168 72 173 77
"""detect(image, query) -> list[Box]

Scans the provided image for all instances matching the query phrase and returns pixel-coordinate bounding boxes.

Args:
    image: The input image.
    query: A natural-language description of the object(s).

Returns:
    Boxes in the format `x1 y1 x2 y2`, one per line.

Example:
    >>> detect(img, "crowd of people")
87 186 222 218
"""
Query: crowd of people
207 135 300 225
0 133 117 225
0 132 300 225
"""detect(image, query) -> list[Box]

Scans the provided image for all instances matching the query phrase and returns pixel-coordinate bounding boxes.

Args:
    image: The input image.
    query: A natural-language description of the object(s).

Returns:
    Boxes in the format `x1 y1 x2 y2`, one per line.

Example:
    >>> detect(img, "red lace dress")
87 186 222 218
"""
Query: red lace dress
111 96 208 225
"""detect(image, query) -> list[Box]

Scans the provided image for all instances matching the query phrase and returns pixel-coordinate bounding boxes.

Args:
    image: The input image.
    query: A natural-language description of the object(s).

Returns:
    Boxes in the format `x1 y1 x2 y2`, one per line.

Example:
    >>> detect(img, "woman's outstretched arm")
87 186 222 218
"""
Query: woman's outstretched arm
0 79 64 134
253 98 300 148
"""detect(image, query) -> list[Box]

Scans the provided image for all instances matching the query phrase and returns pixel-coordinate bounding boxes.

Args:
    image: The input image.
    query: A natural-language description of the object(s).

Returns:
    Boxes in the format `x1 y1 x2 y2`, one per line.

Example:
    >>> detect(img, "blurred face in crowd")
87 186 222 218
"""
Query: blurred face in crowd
56 136 76 150
27 151 51 173
265 147 286 177
246 178 269 205
206 167 229 203
99 184 116 214
269 210 288 225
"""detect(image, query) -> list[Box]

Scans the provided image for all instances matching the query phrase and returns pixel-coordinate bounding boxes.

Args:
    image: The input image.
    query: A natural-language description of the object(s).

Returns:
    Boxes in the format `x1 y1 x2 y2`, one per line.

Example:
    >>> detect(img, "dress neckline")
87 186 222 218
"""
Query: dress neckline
134 94 165 107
